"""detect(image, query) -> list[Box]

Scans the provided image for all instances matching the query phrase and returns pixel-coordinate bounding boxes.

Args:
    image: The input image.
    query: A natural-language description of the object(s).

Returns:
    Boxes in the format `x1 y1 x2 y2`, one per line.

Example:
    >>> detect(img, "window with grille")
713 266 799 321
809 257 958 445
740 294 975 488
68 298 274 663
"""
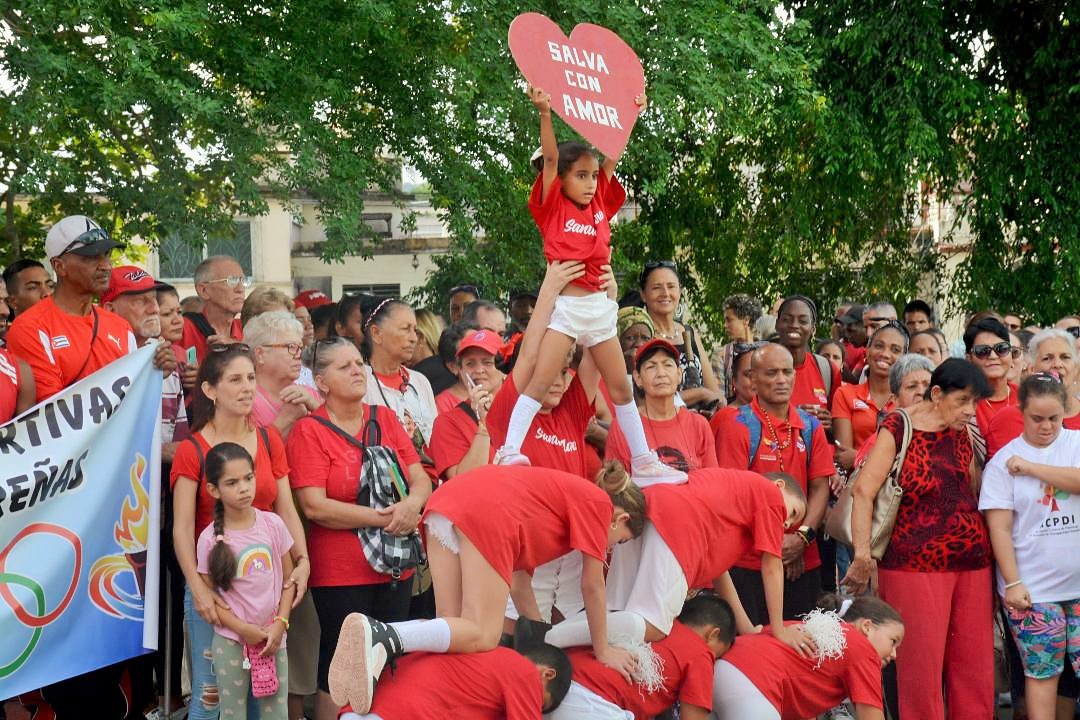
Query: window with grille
341 283 400 299
158 222 252 280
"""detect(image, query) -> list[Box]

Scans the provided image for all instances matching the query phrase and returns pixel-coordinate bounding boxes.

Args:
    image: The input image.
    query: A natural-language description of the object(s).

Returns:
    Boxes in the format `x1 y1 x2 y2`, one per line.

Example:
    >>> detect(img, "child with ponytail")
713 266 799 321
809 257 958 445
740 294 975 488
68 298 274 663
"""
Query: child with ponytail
196 442 295 719
326 463 647 715
712 594 905 720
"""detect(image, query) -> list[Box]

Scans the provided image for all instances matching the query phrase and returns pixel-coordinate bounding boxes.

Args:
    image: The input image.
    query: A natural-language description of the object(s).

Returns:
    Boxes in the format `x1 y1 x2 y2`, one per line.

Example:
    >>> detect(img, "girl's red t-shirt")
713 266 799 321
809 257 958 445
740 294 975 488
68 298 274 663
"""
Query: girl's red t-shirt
645 468 785 588
170 426 290 541
286 405 420 587
722 622 884 719
422 465 611 585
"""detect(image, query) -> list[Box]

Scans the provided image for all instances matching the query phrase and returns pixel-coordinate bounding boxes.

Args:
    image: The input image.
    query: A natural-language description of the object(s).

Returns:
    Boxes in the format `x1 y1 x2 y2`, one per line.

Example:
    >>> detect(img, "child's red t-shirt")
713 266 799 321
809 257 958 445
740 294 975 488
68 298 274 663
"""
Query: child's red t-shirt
529 170 626 292
645 468 785 588
722 622 885 719
422 465 611 585
568 620 715 718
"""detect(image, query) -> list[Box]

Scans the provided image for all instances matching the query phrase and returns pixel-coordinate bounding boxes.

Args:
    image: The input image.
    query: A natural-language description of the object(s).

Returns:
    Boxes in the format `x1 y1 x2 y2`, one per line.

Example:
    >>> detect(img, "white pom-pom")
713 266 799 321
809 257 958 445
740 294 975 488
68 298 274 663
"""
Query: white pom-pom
615 640 666 693
800 608 847 669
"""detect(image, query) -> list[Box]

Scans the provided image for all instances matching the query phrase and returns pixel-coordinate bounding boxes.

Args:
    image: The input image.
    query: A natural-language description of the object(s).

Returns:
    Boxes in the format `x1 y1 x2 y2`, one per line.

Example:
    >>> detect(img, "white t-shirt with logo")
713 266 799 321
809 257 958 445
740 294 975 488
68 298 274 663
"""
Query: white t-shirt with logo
981 428 1080 602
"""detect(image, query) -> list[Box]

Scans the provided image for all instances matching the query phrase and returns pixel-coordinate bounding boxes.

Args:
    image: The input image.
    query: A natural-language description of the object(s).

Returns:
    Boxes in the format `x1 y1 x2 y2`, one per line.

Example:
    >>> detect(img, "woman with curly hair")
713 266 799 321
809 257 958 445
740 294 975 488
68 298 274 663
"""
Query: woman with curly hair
712 293 763 403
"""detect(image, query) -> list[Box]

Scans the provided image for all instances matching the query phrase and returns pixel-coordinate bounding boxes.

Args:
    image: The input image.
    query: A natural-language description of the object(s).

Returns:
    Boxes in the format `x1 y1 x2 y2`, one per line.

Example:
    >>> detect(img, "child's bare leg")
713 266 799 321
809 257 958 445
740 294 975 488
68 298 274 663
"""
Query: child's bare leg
587 337 687 485
425 527 462 617
497 329 575 463
443 533 512 652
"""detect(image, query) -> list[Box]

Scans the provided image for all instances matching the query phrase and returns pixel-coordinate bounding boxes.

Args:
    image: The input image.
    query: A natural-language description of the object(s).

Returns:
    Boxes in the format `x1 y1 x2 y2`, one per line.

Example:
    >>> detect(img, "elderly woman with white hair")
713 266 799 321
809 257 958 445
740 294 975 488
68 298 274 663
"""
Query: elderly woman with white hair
245 309 323 437
987 327 1080 460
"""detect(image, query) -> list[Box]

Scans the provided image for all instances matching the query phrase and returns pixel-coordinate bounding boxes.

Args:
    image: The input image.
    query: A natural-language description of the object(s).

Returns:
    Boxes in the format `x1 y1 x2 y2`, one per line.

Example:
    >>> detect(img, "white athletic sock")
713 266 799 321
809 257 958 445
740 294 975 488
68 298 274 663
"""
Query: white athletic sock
389 618 451 654
614 401 652 459
544 610 647 648
503 394 542 452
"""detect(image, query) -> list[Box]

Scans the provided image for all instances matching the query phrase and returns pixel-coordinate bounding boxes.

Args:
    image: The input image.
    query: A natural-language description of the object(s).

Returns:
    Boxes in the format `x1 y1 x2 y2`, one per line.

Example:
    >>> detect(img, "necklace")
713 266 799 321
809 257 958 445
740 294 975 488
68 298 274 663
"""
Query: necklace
761 408 793 472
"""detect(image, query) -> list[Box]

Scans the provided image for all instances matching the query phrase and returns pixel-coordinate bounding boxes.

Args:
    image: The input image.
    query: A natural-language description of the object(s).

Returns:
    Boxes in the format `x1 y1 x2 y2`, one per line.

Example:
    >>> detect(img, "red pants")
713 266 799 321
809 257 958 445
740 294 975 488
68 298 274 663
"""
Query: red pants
877 566 995 720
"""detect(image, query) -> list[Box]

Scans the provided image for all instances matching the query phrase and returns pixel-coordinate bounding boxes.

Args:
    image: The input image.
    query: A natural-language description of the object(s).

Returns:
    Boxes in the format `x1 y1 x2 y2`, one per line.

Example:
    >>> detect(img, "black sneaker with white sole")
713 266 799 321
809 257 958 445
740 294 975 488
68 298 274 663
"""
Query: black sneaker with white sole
328 613 405 713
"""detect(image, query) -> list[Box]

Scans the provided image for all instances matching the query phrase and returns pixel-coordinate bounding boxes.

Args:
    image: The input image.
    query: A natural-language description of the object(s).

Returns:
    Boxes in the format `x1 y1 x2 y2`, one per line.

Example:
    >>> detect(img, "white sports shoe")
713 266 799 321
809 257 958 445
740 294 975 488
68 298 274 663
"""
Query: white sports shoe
630 452 688 486
494 447 532 466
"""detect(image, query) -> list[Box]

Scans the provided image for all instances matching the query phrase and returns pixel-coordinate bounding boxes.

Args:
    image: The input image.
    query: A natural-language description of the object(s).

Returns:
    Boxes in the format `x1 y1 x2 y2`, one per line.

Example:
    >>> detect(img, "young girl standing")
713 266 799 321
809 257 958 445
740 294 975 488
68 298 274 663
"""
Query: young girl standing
494 85 682 485
197 442 296 719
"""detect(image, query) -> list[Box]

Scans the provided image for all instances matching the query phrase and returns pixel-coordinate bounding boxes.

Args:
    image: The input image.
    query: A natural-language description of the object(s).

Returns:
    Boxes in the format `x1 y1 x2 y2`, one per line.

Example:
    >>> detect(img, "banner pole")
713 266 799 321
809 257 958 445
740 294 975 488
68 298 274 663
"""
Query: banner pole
162 566 173 719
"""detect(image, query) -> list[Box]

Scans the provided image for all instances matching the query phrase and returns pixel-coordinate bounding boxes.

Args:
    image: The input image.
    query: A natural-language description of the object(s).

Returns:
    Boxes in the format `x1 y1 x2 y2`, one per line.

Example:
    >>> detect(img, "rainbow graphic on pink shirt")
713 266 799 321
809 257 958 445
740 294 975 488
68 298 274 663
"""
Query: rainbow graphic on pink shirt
236 545 273 578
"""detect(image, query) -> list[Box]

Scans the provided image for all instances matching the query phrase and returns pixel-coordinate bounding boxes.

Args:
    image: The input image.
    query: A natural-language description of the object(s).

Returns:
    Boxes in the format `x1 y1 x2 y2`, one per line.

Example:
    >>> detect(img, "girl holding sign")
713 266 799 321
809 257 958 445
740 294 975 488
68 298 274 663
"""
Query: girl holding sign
495 85 683 486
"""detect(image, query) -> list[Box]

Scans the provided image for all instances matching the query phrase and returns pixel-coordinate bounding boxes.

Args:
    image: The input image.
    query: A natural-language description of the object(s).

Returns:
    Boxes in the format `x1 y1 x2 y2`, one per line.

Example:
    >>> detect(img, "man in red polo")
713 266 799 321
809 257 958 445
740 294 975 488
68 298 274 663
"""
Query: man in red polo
180 254 248 363
713 342 832 623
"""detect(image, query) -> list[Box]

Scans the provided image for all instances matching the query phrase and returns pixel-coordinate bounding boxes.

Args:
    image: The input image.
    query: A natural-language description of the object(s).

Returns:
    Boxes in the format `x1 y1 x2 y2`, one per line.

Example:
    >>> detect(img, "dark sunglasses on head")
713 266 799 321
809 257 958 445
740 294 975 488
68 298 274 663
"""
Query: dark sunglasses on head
639 260 678 287
209 342 251 353
449 284 478 297
58 227 112 256
970 341 1012 359
732 341 764 359
1066 326 1080 339
1029 371 1062 383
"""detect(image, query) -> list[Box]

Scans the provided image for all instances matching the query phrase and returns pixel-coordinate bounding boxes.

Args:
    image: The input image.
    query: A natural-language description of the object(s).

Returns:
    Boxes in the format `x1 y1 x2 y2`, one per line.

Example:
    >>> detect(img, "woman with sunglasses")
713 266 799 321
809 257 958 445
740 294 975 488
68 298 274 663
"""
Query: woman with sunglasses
841 358 994 720
639 261 723 412
981 373 1080 720
965 317 1019 450
246 310 322 437
833 322 909 472
170 343 311 720
286 336 431 720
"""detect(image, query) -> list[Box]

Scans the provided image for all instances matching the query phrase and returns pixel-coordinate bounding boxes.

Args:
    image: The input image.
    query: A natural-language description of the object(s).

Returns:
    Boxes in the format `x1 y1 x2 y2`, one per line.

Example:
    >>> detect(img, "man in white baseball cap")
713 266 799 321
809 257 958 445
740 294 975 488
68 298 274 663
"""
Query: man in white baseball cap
44 214 123 260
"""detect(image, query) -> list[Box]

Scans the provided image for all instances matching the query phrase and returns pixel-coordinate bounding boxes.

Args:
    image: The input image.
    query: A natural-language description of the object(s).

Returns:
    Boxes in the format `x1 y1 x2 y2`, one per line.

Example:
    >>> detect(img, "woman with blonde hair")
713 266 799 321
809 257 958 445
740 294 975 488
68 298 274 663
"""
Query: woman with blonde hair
409 308 444 368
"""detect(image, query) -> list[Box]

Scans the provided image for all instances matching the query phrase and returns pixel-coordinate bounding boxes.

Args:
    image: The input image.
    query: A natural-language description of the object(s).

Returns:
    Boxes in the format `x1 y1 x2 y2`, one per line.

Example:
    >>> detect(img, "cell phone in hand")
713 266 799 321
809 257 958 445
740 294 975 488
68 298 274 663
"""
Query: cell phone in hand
463 373 478 391
186 346 198 365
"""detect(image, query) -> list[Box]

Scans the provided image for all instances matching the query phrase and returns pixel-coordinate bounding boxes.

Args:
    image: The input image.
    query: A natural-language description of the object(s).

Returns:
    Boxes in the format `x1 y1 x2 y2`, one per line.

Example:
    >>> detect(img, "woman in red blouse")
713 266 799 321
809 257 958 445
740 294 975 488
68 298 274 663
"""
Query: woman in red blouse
285 337 431 720
842 358 993 720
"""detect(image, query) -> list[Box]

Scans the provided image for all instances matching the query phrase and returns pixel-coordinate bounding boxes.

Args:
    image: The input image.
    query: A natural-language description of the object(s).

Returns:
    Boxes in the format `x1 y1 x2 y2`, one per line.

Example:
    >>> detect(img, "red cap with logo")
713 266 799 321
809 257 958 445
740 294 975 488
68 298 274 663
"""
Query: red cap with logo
457 329 504 357
294 289 332 309
101 265 166 305
633 337 681 367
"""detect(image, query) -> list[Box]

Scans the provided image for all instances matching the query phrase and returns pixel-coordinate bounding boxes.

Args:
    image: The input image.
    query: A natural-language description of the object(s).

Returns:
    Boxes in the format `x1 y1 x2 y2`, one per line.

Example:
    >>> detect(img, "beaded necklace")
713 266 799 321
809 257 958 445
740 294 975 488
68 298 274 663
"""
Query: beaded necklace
761 408 793 472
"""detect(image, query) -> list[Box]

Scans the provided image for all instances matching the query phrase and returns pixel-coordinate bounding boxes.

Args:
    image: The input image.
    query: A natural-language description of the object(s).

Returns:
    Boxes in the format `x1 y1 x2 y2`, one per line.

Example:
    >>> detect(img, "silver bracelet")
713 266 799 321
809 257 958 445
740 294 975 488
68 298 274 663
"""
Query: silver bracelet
1004 580 1023 589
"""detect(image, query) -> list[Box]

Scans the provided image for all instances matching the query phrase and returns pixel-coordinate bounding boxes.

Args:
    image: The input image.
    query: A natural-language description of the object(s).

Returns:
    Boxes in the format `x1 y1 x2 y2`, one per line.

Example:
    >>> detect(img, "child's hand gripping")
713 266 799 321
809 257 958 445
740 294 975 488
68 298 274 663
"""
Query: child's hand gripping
261 618 286 656
539 260 586 297
239 622 269 648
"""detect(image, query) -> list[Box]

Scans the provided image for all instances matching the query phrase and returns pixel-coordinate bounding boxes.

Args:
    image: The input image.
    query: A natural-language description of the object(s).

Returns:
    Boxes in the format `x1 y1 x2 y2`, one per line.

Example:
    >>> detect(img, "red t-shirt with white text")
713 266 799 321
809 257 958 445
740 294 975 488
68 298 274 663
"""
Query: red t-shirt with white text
645 468 785 588
606 407 718 473
568 621 715 718
722 622 885 719
422 465 611 585
487 373 592 477
364 648 543 720
529 171 626 292
286 405 420 587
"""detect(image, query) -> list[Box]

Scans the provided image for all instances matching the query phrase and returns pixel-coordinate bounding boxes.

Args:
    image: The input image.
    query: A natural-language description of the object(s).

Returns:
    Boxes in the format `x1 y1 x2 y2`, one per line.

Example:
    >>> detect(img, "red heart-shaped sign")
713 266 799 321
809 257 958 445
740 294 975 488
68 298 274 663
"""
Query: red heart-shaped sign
509 13 645 160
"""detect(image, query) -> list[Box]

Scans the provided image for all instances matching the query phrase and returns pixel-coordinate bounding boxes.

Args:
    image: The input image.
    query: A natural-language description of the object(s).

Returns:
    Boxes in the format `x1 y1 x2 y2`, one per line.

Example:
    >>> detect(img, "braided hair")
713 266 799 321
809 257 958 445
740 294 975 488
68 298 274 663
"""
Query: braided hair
205 441 253 591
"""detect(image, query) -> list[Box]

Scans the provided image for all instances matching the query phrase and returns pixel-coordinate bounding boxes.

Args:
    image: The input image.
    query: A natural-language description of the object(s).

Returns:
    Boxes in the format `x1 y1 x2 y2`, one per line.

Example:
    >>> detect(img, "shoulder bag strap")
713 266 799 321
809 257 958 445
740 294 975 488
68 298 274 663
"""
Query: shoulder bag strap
736 404 762 466
812 353 833 398
308 414 367 453
72 307 100 381
185 435 206 486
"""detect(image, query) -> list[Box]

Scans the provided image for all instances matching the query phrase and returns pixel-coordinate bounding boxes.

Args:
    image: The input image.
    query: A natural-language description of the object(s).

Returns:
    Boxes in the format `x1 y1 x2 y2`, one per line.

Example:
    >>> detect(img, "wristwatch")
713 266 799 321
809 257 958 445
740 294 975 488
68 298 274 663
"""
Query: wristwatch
796 525 816 546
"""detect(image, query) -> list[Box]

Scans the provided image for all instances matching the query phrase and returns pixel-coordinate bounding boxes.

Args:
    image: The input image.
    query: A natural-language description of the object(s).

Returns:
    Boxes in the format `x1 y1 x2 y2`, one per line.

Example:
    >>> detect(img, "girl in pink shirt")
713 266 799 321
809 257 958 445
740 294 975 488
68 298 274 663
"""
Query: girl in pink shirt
197 442 295 719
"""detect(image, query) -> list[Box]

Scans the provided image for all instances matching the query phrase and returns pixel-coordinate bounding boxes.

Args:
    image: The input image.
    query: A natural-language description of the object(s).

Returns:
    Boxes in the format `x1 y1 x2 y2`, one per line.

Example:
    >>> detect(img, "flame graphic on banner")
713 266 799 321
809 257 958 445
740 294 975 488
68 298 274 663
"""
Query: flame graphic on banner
89 455 149 620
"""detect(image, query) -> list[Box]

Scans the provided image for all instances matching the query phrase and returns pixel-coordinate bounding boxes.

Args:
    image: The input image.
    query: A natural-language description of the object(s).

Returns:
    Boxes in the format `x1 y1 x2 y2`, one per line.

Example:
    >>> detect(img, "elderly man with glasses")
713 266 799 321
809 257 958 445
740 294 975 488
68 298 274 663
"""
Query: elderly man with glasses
180 254 251 364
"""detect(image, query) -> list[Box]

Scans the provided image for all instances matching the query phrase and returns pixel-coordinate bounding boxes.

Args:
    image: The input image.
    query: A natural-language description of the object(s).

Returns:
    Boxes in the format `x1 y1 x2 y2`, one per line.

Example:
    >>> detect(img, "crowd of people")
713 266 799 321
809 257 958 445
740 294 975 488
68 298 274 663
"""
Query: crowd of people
4 91 1080 720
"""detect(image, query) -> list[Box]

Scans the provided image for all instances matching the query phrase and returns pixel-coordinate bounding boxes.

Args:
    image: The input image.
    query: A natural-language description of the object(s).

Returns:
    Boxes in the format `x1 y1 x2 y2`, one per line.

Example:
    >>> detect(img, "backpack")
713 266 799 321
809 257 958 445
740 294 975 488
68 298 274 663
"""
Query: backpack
734 403 818 470
307 407 424 587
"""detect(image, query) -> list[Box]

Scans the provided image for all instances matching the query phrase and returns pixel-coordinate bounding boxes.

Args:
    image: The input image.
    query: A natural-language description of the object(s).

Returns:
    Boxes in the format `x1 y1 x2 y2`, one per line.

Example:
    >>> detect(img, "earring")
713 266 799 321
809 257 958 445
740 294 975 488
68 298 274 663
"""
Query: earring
610 522 617 529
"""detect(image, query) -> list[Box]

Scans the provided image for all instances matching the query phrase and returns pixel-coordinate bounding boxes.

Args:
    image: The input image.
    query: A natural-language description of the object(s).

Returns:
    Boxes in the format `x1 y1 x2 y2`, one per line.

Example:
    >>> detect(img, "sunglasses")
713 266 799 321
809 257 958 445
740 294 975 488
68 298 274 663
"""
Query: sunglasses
209 342 251 353
58 227 112 256
1066 326 1080 339
449 284 478 297
264 342 303 357
639 260 678 287
732 341 764 359
203 275 251 290
970 342 1012 359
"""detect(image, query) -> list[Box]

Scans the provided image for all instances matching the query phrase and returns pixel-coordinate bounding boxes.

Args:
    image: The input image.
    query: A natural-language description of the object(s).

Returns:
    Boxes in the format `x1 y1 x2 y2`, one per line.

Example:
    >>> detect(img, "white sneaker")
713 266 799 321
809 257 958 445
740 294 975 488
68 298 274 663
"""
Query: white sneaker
630 452 688 486
494 447 531 466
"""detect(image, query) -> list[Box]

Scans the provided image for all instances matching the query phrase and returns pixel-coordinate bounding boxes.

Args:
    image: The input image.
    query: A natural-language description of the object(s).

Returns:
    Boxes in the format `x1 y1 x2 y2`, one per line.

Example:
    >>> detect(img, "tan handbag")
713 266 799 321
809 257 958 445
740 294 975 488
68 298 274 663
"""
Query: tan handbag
825 409 913 560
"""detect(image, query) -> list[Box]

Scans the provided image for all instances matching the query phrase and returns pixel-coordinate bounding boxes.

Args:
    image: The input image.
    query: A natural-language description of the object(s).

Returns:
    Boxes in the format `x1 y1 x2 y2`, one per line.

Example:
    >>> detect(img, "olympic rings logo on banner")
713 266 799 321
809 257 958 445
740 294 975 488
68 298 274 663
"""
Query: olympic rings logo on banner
0 523 82 678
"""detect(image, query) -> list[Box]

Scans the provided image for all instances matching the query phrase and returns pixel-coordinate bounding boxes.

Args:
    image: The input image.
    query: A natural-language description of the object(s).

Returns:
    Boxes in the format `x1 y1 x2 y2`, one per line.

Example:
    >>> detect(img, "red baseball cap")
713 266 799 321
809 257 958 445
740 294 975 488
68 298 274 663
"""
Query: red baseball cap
457 329 503 357
101 265 166 305
294 289 332 309
633 337 681 368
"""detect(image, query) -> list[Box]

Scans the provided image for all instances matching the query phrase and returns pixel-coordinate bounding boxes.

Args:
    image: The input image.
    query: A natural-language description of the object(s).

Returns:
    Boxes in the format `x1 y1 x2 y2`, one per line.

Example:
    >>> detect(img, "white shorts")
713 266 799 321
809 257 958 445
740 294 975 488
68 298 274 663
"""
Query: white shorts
548 293 618 348
341 714 383 720
605 522 689 635
546 681 634 720
710 659 780 720
506 551 584 623
423 512 460 554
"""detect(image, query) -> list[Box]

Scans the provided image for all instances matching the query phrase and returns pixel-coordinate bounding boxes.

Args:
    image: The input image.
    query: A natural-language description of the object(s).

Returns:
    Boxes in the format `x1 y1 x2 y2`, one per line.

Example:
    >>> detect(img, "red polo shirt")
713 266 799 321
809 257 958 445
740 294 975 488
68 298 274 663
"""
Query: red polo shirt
181 313 243 365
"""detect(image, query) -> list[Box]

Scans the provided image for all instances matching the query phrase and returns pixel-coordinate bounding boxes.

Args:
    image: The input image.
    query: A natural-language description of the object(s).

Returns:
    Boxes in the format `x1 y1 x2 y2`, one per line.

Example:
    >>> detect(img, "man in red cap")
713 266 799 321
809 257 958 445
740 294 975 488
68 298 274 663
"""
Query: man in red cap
429 328 505 482
7 215 173 402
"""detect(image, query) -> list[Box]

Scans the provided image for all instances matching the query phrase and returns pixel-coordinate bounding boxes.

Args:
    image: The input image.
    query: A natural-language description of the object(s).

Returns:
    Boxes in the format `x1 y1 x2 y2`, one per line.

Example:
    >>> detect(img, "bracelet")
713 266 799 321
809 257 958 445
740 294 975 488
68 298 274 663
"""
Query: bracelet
1004 580 1024 589
273 615 290 630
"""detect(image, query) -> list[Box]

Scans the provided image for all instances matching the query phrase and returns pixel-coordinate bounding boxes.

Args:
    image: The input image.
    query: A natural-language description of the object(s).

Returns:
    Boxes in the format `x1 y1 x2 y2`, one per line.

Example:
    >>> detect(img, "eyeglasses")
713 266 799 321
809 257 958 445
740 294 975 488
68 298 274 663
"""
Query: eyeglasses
264 342 302 357
202 275 251 290
970 342 1012 359
1066 326 1080 339
58 227 112 256
209 342 251 353
449 284 478 297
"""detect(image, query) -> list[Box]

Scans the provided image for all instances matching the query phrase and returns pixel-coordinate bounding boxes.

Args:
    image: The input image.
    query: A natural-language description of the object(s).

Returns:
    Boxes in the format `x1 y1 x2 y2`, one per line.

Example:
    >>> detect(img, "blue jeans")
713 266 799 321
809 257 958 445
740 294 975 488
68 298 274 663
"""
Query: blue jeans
184 587 259 719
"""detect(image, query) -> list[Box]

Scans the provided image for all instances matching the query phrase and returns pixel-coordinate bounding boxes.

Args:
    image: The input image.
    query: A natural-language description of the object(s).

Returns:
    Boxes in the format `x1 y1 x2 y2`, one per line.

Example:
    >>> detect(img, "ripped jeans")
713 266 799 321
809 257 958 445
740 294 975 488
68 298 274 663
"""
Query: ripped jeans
184 586 259 719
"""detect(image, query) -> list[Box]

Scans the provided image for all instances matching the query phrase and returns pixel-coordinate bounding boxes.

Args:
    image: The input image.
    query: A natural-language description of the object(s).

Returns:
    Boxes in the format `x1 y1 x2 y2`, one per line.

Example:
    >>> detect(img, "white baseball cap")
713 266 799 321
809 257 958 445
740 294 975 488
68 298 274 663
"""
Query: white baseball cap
45 215 122 260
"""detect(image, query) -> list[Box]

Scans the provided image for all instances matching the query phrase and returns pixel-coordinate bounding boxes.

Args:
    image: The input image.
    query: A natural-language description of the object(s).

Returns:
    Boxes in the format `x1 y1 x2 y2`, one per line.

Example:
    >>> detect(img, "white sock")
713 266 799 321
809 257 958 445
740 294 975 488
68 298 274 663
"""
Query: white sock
544 610 647 647
614 401 652 459
389 618 451 654
503 394 542 452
